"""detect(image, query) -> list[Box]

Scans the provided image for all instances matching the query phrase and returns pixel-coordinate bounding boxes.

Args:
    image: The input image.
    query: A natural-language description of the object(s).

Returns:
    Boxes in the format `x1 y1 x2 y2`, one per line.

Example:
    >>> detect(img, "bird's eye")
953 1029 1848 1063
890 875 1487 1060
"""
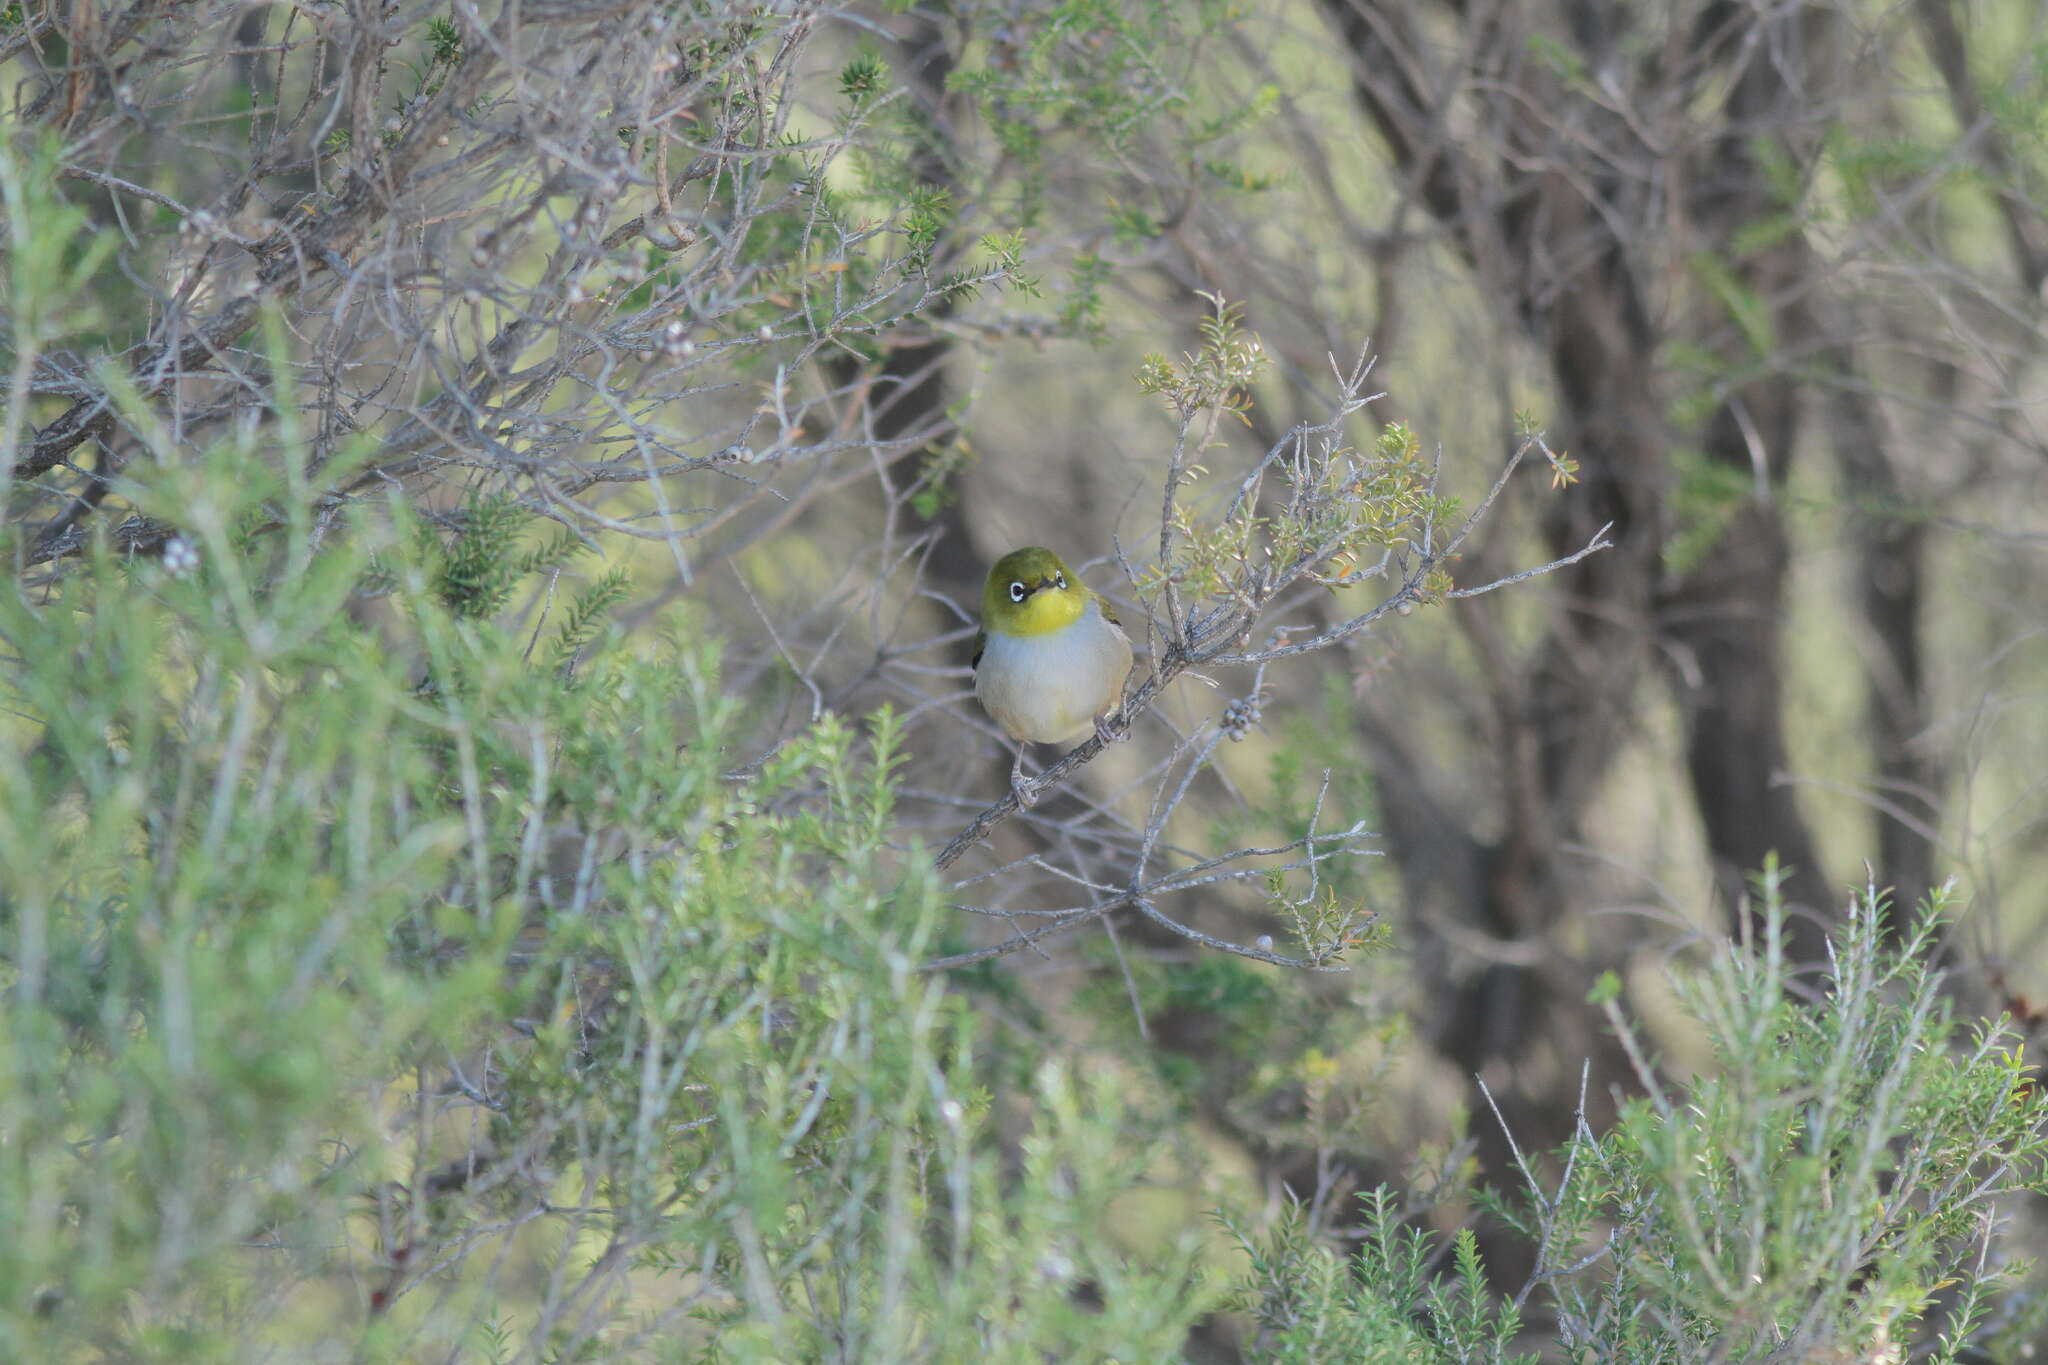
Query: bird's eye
1008 581 1027 603
1055 572 1067 590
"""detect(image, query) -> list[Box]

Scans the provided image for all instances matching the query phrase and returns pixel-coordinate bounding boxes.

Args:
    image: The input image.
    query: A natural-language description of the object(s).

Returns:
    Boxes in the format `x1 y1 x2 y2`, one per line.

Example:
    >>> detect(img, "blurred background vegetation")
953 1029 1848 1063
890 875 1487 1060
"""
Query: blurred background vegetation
6 0 2048 1358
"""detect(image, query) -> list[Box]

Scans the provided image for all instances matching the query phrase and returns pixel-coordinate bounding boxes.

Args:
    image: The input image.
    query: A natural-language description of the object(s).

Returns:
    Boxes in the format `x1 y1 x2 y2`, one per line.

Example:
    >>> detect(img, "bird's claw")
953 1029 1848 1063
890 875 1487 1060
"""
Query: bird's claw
1094 713 1128 746
1009 750 1038 807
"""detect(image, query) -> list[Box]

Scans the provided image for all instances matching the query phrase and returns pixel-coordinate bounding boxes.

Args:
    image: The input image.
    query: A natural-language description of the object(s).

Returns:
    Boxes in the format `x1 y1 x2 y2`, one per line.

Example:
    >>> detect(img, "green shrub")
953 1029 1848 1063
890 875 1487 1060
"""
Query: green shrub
1227 874 2048 1362
0 452 1210 1360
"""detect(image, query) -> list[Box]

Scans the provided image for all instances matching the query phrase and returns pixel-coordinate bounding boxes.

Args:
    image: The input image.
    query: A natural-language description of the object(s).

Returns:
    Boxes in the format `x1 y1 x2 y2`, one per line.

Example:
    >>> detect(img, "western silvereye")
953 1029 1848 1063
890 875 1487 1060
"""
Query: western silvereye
972 546 1133 805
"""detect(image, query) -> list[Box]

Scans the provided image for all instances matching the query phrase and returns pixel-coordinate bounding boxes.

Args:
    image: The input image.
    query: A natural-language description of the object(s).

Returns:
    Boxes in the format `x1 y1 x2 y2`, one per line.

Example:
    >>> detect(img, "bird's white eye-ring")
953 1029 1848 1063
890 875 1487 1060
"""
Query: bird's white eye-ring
1008 580 1027 603
1055 572 1067 590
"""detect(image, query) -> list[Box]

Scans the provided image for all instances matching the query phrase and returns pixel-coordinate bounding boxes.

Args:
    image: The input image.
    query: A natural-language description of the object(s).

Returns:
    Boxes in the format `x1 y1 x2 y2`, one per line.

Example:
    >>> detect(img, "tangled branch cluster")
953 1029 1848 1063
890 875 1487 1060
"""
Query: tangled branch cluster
4 0 1010 576
932 297 1610 970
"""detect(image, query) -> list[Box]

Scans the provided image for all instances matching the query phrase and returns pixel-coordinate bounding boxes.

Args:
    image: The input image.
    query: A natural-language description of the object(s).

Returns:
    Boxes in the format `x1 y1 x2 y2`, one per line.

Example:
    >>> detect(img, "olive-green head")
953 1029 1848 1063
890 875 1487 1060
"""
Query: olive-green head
981 546 1087 637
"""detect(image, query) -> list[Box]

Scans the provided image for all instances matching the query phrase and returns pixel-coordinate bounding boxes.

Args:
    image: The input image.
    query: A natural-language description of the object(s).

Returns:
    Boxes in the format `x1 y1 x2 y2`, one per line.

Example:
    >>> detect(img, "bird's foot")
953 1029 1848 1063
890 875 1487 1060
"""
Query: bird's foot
1009 751 1038 807
1095 713 1128 746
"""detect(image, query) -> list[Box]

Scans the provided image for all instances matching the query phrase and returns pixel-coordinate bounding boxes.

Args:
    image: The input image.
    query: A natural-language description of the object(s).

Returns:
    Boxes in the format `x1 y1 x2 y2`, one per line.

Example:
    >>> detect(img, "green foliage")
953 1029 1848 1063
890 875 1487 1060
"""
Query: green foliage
10 5 2048 1354
1507 871 2048 1359
1689 251 1777 361
1138 302 1459 612
1662 442 1754 574
1253 708 1386 966
838 53 886 101
1267 870 1387 967
0 514 479 1359
1225 1189 1533 1364
548 564 629 675
426 492 563 619
1827 126 1960 220
425 14 461 66
0 435 1214 1360
391 12 464 113
1060 250 1115 340
1077 949 1287 1095
1524 32 1589 87
1137 291 1268 422
902 184 953 270
949 0 1198 157
938 0 1276 326
1347 423 1458 561
1230 877 2048 1361
1982 42 2048 150
0 132 124 445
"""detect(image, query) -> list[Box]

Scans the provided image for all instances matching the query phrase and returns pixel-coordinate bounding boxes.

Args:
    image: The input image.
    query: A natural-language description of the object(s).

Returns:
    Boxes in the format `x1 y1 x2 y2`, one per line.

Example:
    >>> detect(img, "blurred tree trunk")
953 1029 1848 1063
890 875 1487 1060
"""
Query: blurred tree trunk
1654 35 1839 963
1317 0 1863 1157
1828 349 1938 928
855 10 986 625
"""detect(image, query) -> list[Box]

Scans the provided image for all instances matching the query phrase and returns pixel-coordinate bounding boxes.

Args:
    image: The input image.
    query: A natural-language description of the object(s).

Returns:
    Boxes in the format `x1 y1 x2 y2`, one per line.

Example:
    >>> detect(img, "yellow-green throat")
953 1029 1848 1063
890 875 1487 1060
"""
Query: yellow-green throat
981 546 1088 637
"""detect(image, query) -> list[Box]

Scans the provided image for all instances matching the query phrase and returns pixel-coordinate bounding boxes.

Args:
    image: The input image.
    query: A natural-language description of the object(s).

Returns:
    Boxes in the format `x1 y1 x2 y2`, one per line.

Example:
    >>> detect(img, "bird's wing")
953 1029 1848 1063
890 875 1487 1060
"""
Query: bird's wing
1094 592 1122 629
971 627 986 671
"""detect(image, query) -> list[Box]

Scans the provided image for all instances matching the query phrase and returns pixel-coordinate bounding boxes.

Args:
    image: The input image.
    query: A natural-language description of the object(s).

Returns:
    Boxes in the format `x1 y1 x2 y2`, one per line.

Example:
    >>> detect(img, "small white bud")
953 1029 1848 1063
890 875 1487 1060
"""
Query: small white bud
757 323 773 340
162 537 200 577
1254 935 1274 951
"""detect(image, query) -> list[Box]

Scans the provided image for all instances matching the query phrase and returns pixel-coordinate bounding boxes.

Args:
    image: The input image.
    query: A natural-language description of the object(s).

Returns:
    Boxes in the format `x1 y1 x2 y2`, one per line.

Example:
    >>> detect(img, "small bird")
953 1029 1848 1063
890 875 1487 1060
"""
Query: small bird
973 546 1133 805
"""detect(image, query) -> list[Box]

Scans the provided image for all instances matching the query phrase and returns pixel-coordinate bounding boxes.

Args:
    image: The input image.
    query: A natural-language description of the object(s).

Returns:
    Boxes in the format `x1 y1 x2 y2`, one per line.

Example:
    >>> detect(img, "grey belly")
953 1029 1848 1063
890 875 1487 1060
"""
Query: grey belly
975 617 1130 744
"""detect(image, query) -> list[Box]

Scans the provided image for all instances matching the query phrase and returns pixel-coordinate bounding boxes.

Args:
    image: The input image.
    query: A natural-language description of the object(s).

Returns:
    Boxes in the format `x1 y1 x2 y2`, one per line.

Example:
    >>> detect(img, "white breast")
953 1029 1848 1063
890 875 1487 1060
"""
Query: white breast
974 600 1133 745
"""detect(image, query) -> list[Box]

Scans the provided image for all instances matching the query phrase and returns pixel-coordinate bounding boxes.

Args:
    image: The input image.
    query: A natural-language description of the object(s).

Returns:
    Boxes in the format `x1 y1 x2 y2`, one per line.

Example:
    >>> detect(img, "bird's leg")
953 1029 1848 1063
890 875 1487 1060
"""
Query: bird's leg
1009 745 1038 807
